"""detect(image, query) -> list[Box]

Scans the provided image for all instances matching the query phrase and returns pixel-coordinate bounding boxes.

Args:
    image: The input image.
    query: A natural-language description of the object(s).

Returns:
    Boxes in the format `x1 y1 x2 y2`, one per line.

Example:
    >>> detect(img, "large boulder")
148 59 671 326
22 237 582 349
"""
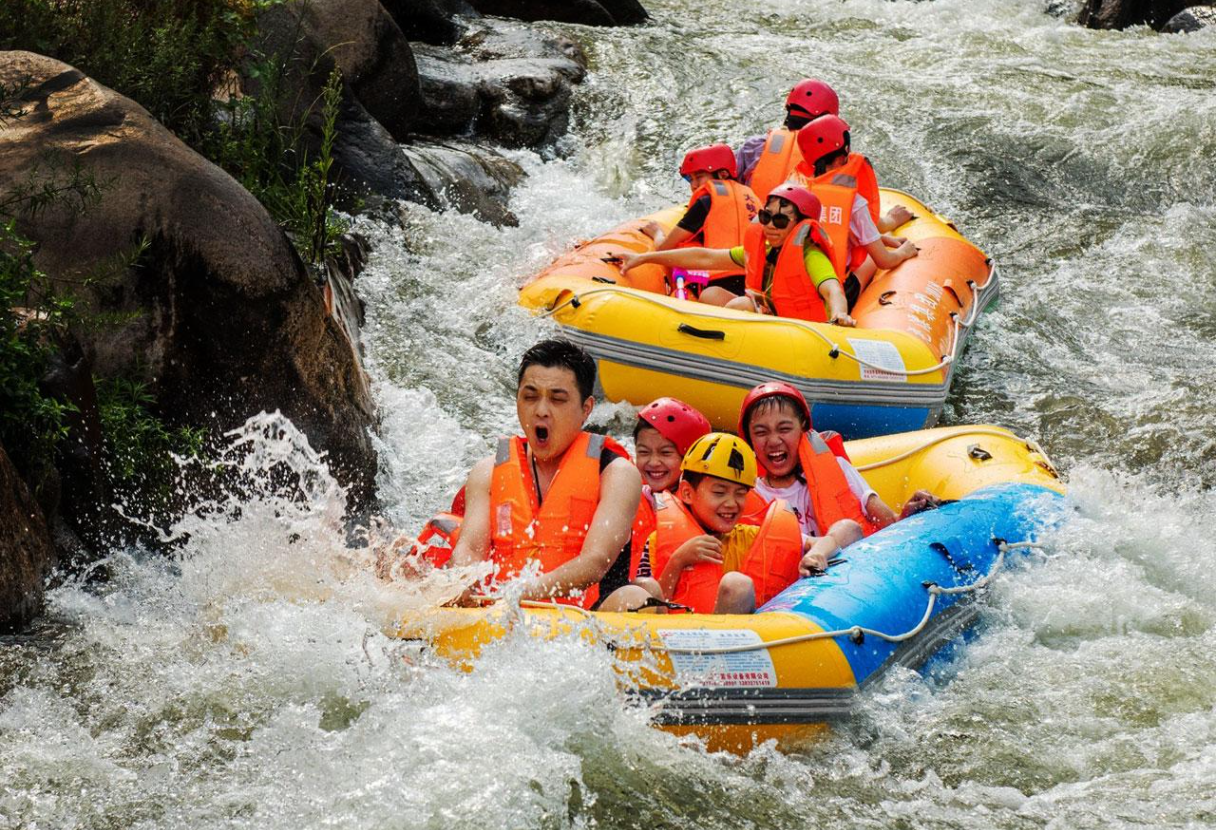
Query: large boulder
465 0 647 26
413 20 586 147
1161 5 1216 30
0 442 55 631
380 0 465 45
1076 0 1212 28
0 51 379 509
254 0 422 142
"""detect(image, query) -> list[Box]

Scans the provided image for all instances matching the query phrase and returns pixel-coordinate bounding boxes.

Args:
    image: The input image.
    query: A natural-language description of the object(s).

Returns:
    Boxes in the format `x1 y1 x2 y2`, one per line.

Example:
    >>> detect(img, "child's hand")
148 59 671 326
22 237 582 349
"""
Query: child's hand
829 311 856 327
641 220 664 244
673 535 723 568
885 204 914 228
798 549 829 576
895 240 918 260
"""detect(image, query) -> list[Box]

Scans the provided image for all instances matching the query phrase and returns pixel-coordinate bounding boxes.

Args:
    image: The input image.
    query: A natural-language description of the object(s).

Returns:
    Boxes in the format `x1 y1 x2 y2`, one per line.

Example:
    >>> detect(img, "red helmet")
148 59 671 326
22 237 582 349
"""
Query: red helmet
679 144 738 180
796 115 851 166
638 397 712 456
765 184 821 221
737 382 812 438
785 79 839 120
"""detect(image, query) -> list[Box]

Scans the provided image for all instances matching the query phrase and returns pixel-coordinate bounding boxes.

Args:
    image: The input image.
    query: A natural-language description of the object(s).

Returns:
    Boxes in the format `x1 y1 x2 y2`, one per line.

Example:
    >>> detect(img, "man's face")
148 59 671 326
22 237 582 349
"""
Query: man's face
516 365 593 462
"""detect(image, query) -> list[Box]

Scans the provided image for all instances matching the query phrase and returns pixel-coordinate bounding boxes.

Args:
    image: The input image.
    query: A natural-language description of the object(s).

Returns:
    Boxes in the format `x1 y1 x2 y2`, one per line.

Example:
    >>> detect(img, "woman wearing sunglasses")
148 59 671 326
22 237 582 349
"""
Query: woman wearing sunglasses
620 184 855 326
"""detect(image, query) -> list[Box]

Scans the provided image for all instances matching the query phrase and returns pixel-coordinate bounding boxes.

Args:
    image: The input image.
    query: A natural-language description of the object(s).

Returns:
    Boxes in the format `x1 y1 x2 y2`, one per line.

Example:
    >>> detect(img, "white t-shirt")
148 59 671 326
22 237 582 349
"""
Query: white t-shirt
754 459 877 537
849 194 881 248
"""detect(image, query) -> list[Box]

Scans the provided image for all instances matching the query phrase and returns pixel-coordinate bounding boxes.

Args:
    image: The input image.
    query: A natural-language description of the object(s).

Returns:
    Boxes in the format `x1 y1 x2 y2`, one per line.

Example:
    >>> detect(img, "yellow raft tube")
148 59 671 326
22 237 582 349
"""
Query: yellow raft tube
394 425 1064 753
519 189 995 437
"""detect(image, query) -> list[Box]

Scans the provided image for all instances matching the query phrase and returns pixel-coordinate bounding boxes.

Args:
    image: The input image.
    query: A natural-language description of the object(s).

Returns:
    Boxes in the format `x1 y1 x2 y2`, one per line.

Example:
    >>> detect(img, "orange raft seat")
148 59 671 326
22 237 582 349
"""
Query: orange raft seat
518 189 996 438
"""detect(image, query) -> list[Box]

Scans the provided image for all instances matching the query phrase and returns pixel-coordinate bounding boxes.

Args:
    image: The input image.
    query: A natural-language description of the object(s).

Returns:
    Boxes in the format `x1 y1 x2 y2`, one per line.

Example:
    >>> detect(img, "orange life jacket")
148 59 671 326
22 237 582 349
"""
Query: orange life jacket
489 431 628 608
650 492 803 614
796 431 880 537
411 487 467 567
628 490 658 582
746 128 801 203
739 430 851 526
742 219 838 322
791 153 880 276
677 179 759 283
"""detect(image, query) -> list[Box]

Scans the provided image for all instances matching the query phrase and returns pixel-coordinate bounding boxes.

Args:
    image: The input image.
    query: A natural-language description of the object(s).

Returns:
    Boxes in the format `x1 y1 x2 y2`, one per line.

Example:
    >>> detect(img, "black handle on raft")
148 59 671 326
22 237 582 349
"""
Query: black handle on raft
677 323 726 341
591 276 617 284
878 290 897 306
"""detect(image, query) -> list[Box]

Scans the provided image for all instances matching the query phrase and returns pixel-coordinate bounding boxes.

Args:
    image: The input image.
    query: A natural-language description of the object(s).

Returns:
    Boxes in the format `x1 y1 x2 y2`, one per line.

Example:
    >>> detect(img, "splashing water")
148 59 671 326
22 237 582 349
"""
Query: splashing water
2 1 1214 827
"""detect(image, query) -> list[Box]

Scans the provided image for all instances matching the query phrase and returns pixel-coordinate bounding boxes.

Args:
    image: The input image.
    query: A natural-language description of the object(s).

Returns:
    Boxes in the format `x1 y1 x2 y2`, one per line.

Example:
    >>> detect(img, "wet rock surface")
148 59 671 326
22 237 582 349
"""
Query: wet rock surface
0 52 380 513
1161 5 1216 31
0 443 55 631
1076 0 1212 29
401 139 526 225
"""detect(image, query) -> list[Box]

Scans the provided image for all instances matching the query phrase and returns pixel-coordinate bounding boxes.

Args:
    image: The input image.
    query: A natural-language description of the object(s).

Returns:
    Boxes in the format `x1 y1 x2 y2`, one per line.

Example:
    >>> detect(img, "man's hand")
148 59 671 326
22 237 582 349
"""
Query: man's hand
829 311 856 327
641 220 664 244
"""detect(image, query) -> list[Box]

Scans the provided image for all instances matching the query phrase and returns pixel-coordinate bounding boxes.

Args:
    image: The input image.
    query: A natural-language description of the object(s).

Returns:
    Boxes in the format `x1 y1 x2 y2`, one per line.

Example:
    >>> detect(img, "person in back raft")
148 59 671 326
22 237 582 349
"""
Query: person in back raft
444 339 652 611
738 382 943 571
737 77 912 237
619 184 855 326
641 143 759 298
645 433 820 615
627 397 712 596
790 115 917 306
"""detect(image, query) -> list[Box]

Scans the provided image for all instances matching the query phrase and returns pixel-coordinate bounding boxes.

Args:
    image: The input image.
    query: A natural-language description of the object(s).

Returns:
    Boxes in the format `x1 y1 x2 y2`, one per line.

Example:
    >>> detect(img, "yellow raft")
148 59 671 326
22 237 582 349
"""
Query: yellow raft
519 189 995 437
394 424 1064 753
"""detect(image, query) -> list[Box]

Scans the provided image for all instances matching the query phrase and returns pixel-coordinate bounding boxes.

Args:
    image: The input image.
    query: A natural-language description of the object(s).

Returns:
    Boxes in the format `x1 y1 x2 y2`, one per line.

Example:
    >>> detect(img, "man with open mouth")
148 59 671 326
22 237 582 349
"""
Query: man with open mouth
445 339 651 611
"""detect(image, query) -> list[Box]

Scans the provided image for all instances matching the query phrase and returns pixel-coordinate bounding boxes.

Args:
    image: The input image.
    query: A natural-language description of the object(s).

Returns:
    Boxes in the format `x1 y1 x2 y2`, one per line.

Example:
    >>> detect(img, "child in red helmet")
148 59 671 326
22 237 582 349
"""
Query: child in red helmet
791 116 917 305
738 382 941 573
643 143 760 298
619 184 855 326
626 397 712 596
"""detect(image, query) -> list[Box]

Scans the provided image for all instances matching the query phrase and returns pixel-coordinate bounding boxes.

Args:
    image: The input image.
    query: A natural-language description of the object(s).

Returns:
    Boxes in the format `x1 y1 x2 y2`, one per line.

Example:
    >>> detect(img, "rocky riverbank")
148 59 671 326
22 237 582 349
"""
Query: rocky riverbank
0 0 646 629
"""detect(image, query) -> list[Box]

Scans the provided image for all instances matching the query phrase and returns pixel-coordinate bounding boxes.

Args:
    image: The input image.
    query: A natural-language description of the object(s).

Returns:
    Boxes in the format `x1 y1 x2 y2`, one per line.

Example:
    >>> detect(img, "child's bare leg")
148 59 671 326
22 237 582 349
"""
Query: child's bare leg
713 572 756 614
598 584 656 612
699 286 737 306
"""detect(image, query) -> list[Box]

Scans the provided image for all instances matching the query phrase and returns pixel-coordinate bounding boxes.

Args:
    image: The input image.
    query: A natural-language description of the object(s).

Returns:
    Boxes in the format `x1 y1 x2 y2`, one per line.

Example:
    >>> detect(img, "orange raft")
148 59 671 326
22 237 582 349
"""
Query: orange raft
518 189 996 437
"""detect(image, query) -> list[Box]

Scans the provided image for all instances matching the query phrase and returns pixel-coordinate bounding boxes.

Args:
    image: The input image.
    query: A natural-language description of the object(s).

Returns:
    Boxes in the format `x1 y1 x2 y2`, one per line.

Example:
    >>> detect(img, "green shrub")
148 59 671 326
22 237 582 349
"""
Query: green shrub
208 60 349 264
0 0 267 141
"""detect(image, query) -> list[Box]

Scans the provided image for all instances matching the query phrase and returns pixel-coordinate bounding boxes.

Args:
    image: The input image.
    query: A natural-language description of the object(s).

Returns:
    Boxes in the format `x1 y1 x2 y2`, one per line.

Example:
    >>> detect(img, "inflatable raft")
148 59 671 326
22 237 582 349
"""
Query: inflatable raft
519 189 996 438
394 424 1065 752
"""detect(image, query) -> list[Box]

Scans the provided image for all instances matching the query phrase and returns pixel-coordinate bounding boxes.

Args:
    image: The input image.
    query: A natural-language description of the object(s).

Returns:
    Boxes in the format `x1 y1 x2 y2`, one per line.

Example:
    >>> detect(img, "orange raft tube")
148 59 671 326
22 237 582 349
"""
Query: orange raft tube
518 189 996 437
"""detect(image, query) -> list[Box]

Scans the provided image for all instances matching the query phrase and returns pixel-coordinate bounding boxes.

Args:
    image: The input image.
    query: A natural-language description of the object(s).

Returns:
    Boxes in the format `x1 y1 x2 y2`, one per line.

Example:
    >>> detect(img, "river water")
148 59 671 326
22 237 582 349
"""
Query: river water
2 1 1215 827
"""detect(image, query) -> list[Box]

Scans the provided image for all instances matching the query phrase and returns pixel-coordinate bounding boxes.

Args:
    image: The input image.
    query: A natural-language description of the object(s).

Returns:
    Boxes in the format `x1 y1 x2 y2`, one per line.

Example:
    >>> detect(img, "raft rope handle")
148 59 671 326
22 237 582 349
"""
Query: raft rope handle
624 540 1048 656
538 273 986 378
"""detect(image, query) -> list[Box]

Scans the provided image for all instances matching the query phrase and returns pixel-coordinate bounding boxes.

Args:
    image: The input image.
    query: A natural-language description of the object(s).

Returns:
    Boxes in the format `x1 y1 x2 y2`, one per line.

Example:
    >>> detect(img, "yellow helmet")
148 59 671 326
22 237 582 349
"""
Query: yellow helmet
681 432 758 484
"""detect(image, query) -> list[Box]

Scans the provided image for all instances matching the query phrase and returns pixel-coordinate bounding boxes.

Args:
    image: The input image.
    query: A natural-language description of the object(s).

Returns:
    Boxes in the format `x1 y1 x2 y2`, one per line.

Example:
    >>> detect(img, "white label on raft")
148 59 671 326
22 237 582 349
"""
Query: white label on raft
656 629 777 688
847 338 906 382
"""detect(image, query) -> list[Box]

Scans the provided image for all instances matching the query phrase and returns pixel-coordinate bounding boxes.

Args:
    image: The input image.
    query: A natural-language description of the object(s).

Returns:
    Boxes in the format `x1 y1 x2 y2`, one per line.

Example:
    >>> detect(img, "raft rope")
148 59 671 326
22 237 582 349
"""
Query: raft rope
510 541 1048 655
538 272 985 378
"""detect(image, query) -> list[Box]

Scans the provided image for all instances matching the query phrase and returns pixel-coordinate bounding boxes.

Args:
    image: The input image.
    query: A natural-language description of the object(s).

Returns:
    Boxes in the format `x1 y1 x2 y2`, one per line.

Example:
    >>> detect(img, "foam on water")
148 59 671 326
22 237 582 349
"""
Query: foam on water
1 0 1214 827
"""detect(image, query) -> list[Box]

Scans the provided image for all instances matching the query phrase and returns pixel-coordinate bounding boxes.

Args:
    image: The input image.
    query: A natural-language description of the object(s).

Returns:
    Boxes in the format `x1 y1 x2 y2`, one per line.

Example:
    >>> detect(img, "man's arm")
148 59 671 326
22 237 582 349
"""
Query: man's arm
446 457 494 568
526 457 642 601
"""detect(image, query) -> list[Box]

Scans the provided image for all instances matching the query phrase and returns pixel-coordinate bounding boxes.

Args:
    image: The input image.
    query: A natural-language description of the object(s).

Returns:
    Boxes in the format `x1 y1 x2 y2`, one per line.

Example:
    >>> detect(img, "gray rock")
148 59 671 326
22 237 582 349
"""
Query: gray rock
0 442 55 631
465 0 616 26
413 20 586 147
1076 0 1210 29
255 0 422 142
401 139 525 225
380 0 466 45
330 91 438 211
1161 5 1216 30
0 52 380 509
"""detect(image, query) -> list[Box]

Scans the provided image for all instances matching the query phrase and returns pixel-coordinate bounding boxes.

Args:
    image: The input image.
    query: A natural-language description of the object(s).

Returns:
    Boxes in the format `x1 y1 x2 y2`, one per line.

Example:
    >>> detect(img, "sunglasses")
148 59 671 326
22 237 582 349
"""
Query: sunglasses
757 209 795 230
